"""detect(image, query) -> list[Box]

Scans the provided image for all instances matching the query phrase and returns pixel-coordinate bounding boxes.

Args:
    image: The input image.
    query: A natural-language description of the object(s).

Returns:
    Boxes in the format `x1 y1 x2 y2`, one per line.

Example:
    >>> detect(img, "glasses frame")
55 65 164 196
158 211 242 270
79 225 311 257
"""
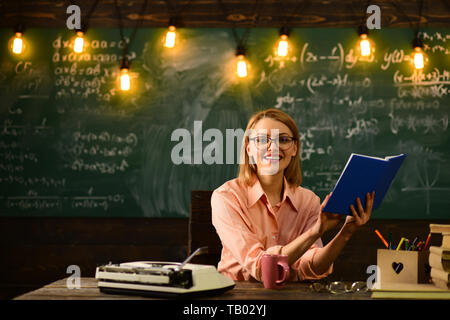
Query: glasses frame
248 135 296 151
310 281 368 295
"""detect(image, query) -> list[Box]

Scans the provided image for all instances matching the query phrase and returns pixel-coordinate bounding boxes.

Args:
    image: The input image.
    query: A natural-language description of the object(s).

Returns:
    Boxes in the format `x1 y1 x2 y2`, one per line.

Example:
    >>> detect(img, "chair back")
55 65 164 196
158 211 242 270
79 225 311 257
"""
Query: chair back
188 190 222 265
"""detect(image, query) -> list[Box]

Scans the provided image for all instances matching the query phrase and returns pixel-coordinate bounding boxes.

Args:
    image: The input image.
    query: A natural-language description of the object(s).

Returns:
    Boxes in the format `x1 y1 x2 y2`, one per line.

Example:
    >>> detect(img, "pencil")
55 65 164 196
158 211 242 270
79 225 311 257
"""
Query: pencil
374 229 389 248
423 233 431 251
396 237 405 251
416 241 423 251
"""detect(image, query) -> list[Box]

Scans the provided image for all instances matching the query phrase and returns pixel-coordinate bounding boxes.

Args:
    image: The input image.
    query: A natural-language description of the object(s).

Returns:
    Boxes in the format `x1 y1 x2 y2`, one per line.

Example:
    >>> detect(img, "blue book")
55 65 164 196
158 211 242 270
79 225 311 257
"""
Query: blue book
323 153 407 215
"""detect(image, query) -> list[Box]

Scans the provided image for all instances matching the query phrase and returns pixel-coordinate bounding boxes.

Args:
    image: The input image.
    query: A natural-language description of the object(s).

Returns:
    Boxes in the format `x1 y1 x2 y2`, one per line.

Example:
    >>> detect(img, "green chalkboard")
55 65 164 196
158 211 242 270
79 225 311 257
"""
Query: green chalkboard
0 27 449 218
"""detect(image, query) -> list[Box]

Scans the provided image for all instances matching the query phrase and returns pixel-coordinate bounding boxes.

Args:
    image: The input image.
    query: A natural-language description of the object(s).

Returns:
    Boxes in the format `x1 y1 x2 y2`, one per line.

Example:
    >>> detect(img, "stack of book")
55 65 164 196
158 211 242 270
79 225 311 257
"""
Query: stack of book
429 224 450 289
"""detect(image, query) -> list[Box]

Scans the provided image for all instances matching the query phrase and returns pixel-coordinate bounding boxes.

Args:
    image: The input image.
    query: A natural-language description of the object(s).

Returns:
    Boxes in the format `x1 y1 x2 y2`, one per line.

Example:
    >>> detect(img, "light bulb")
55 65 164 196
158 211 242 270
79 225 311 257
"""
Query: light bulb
120 68 130 91
277 34 289 57
164 26 176 48
236 55 248 78
12 32 23 55
359 34 371 57
74 31 84 53
413 46 424 70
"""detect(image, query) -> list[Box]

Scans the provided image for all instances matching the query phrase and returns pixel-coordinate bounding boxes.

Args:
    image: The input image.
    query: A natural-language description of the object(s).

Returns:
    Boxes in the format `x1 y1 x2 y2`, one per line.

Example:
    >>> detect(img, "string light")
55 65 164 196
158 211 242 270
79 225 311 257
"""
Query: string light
10 24 25 55
119 57 131 91
277 27 290 57
164 18 177 48
277 27 289 57
411 36 426 70
358 25 372 57
74 30 85 53
72 0 99 54
235 46 248 78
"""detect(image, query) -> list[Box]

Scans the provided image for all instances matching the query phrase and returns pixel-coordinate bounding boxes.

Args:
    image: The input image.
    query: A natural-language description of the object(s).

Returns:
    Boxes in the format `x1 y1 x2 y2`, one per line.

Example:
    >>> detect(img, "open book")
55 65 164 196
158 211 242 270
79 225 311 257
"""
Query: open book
323 153 407 215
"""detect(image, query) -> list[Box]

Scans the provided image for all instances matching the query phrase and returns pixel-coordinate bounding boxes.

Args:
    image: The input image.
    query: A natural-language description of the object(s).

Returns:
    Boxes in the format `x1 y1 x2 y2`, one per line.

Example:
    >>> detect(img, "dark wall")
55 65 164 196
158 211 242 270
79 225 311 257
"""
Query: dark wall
1 0 449 28
0 217 188 299
1 217 447 299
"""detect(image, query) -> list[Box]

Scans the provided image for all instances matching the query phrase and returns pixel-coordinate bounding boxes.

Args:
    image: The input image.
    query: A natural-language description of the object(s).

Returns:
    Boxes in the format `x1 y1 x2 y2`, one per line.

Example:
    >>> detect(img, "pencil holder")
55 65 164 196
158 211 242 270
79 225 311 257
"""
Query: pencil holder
376 249 429 285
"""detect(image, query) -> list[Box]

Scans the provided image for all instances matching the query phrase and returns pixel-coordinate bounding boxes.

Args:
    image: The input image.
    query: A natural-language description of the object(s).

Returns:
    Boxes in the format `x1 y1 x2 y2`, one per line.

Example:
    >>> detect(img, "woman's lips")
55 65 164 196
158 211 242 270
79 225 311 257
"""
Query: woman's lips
262 154 283 162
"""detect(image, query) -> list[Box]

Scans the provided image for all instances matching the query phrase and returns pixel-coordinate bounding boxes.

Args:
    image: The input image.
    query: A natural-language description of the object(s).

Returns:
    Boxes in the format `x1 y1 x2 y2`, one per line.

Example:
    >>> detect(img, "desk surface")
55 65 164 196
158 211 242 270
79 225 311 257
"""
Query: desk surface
14 278 372 300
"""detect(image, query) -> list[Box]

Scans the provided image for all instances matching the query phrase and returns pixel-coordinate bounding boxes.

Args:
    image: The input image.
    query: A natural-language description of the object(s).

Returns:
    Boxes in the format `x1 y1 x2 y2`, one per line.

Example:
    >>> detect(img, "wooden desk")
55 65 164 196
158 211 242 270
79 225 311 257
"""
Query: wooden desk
14 277 371 300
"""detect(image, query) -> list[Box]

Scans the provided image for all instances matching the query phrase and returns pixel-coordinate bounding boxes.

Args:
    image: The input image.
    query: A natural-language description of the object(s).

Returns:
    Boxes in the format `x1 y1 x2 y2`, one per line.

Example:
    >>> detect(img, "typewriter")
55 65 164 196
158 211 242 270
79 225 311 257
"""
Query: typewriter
95 247 235 298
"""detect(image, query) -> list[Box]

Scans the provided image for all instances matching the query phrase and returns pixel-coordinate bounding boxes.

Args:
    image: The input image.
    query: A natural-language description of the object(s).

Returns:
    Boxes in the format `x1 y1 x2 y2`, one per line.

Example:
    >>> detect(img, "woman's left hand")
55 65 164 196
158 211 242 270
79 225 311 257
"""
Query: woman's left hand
342 191 375 235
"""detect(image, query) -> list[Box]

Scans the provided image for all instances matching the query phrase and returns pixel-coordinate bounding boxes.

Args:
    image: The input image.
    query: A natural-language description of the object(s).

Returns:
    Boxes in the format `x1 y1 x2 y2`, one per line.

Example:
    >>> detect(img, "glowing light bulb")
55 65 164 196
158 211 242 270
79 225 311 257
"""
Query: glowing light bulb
236 55 248 78
12 32 23 55
74 31 84 53
119 57 131 91
277 34 289 57
120 68 130 91
413 46 424 70
359 34 371 57
164 26 176 48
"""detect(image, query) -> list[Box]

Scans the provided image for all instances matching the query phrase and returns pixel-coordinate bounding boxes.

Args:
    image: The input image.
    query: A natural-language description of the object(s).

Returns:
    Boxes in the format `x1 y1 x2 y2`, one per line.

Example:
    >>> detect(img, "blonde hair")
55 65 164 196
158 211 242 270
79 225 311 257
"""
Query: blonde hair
238 108 302 187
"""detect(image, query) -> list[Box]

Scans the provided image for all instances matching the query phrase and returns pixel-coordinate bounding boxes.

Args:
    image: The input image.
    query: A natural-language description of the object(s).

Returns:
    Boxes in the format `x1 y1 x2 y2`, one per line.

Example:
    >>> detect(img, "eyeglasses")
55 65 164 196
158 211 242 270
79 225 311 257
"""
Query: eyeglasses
310 281 368 294
249 135 296 151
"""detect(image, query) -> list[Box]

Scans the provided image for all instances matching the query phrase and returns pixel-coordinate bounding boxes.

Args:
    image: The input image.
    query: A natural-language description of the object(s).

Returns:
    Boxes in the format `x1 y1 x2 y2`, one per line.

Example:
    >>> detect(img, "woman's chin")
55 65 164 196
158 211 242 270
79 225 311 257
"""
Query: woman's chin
257 162 285 176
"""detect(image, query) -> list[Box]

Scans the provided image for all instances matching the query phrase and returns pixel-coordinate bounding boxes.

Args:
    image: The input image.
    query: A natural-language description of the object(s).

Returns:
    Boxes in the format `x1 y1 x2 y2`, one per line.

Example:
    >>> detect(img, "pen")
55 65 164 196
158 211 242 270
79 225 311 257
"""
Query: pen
423 233 431 251
405 239 409 251
374 229 389 248
396 237 405 251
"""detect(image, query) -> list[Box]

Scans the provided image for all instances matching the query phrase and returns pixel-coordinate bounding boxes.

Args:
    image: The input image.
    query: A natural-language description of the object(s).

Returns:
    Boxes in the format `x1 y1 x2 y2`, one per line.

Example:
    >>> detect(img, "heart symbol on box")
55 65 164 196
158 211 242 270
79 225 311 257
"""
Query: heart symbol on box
392 262 404 274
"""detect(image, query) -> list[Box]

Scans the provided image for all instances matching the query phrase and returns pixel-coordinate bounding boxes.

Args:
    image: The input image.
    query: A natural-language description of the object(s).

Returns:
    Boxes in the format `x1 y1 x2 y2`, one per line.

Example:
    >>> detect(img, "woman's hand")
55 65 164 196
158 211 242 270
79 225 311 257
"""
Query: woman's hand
341 191 375 235
312 193 344 237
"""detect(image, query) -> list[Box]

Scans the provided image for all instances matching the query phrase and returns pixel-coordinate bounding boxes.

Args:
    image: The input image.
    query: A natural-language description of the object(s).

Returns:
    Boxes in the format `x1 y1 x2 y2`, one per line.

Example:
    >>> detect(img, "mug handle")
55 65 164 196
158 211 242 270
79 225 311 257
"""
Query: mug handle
275 261 290 285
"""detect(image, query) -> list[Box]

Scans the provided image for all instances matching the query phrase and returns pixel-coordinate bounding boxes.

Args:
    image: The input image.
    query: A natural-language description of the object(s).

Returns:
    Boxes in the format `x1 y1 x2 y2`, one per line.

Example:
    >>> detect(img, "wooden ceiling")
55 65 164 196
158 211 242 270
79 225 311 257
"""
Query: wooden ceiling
0 0 449 29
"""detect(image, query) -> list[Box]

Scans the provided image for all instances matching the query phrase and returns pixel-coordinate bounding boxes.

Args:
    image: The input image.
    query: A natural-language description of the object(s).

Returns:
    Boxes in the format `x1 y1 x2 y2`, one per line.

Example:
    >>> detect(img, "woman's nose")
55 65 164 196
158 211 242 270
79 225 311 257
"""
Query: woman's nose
266 139 278 152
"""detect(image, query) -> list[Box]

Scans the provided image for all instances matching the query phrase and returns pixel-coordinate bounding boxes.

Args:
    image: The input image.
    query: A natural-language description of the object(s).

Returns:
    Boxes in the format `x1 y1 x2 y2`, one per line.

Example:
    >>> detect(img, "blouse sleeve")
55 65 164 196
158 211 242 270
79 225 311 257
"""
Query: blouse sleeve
211 190 283 281
290 194 333 281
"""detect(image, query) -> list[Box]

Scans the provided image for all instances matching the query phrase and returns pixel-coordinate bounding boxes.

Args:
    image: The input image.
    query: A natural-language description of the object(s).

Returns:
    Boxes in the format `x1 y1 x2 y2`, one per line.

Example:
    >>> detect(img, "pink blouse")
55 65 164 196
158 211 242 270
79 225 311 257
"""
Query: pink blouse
211 177 333 282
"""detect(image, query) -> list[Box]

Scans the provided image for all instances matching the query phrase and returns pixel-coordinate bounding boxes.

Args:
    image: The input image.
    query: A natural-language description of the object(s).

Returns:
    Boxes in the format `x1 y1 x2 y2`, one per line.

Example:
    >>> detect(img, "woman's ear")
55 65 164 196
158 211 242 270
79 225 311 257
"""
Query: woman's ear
246 142 251 155
246 143 257 164
292 143 298 157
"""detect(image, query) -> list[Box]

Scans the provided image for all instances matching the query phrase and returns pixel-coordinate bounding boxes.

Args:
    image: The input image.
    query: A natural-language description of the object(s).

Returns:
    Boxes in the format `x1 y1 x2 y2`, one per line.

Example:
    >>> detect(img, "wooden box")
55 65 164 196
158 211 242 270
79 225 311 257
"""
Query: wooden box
377 249 429 285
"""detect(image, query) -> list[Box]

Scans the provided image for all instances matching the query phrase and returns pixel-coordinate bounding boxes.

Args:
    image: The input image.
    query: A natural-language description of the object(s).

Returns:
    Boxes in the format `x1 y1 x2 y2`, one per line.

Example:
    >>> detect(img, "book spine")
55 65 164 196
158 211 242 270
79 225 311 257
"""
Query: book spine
431 278 450 289
431 267 450 282
442 235 450 248
429 224 450 233
429 252 450 272
429 246 450 259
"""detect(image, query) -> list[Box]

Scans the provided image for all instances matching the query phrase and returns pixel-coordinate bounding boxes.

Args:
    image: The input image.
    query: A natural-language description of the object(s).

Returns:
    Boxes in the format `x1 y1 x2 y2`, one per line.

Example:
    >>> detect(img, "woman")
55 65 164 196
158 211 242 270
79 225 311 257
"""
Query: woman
211 108 374 281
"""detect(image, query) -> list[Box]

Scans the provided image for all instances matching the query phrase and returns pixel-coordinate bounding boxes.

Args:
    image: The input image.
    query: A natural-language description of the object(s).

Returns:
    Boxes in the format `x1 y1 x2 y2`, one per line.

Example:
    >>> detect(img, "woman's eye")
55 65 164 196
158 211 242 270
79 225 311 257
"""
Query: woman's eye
256 136 268 144
279 136 290 143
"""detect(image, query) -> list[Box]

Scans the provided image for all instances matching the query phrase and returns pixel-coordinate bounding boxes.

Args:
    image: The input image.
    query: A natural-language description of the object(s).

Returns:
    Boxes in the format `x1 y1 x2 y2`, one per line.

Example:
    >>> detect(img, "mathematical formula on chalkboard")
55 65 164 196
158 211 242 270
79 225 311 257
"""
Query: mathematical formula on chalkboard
0 28 448 218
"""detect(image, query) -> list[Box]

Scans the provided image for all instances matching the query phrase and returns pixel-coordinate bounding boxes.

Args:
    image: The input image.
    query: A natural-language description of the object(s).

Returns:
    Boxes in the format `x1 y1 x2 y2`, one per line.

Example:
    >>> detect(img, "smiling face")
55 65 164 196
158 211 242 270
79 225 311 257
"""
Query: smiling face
246 117 298 177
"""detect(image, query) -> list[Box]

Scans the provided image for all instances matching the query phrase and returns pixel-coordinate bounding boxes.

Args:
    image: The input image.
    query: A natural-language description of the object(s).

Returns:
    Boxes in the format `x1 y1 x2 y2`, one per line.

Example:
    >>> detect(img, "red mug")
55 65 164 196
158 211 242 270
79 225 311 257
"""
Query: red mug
261 254 290 289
